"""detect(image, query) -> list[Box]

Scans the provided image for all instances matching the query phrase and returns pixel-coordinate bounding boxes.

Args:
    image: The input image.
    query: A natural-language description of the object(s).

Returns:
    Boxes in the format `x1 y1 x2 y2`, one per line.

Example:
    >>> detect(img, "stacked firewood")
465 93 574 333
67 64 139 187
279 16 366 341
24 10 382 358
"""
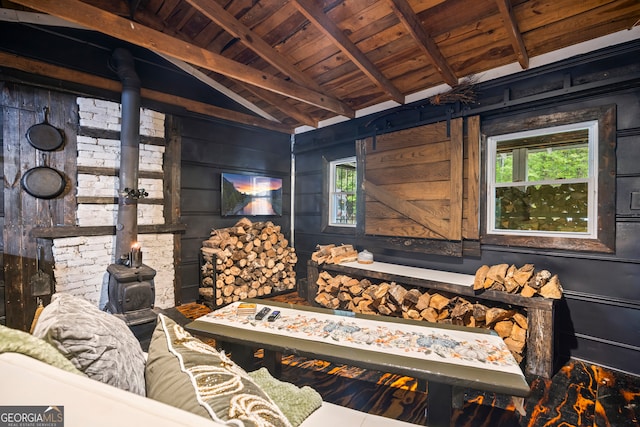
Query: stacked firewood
311 243 358 265
473 263 563 299
496 183 587 232
315 271 528 362
200 218 297 308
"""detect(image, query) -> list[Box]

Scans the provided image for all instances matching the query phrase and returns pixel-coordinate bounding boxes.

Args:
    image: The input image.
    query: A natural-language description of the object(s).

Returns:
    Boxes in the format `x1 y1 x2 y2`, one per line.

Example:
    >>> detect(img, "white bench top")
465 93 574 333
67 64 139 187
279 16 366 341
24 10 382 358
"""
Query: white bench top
338 261 475 287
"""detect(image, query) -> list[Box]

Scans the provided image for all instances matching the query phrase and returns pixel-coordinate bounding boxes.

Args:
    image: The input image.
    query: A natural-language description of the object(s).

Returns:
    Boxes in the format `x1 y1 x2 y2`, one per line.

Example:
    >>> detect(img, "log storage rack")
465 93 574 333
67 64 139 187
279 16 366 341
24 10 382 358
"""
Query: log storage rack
307 260 556 378
199 218 297 309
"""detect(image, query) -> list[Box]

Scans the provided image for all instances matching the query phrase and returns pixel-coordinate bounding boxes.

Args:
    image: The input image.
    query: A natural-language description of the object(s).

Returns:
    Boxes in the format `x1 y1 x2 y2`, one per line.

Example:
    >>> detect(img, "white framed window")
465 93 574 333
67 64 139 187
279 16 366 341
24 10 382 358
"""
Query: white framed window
487 121 598 239
329 157 357 226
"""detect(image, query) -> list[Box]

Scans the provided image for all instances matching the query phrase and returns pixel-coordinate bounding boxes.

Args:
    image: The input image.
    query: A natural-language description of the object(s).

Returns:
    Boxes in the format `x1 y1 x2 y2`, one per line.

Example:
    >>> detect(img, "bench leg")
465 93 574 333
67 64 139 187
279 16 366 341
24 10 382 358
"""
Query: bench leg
426 382 452 427
452 386 464 409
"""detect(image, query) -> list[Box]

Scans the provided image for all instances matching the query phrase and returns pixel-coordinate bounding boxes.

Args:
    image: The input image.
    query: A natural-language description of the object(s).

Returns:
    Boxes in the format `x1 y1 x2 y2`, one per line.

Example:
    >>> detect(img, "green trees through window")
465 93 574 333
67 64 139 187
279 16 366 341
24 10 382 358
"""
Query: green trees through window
329 157 357 226
489 123 596 236
495 144 589 183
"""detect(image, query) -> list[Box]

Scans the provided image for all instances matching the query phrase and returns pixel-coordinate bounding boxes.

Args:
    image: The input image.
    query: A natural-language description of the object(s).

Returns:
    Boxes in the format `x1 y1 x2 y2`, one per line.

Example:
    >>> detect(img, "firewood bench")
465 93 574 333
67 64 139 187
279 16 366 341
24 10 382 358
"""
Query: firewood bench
186 299 530 427
306 260 556 378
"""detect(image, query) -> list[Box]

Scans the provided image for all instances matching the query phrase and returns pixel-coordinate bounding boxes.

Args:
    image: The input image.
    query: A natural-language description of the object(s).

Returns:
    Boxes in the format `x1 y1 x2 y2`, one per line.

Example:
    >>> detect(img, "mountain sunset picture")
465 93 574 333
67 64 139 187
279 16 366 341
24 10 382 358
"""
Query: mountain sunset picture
221 173 282 216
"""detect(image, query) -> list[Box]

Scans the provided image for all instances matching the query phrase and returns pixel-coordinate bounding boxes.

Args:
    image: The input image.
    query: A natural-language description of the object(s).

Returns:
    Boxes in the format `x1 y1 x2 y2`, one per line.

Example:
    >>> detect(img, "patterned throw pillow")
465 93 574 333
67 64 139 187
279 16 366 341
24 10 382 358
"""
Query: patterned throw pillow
31 293 147 395
145 314 291 427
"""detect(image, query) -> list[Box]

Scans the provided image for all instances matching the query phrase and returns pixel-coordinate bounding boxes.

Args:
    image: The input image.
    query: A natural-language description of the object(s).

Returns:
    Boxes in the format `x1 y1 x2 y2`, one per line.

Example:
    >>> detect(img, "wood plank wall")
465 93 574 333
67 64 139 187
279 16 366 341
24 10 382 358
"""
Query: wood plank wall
0 78 292 327
179 116 292 303
0 100 4 325
293 41 640 375
0 83 78 330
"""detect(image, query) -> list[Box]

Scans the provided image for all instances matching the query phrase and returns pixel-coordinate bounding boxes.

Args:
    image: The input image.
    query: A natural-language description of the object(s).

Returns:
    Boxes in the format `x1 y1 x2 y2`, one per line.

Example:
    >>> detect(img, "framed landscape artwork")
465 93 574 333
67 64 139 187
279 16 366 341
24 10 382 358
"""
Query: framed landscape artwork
221 173 283 216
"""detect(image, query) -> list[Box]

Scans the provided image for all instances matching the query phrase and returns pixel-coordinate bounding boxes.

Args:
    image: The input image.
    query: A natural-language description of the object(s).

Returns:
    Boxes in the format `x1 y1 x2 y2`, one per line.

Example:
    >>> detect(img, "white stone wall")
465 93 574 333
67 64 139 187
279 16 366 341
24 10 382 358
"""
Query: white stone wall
51 97 174 309
52 234 175 308
139 234 176 308
52 235 115 306
76 135 165 171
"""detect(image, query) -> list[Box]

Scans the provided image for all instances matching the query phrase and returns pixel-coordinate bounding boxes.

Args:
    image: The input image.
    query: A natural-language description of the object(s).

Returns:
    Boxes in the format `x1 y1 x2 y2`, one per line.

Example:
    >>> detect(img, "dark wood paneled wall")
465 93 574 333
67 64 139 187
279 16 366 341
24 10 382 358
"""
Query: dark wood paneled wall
294 40 640 375
0 103 4 325
0 83 78 330
0 77 291 326
179 116 291 303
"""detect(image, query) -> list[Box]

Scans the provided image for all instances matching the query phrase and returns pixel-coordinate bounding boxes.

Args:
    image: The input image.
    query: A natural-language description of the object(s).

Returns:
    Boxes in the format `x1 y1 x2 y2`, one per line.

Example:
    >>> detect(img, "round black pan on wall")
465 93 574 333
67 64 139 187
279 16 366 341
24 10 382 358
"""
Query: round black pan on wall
25 107 64 151
21 166 66 199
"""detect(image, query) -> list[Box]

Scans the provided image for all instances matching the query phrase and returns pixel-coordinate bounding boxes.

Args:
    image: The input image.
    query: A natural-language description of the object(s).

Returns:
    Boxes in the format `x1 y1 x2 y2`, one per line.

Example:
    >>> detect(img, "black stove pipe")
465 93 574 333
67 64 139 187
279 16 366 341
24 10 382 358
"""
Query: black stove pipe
111 48 141 261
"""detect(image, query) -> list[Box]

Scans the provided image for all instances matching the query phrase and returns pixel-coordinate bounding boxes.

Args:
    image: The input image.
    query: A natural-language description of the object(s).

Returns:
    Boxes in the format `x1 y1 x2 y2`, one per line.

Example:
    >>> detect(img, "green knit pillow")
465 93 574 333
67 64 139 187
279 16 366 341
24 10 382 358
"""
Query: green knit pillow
248 367 322 427
0 324 84 375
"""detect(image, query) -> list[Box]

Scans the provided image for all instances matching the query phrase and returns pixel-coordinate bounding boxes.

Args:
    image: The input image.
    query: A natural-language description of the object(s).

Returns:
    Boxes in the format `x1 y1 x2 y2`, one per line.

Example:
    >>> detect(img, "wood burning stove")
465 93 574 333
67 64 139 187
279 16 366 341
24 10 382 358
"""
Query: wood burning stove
106 263 156 313
106 263 159 350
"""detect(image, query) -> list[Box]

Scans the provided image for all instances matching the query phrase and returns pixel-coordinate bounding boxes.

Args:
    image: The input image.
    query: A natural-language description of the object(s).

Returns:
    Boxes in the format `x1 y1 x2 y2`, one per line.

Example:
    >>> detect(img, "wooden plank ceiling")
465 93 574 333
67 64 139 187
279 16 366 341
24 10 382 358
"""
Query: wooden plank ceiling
5 0 640 132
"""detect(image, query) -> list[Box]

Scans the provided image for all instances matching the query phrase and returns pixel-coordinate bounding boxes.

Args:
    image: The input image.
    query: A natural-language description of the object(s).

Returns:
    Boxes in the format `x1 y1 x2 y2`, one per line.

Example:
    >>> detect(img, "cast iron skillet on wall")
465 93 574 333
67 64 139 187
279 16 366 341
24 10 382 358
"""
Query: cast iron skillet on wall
21 165 66 199
21 106 67 199
26 107 63 151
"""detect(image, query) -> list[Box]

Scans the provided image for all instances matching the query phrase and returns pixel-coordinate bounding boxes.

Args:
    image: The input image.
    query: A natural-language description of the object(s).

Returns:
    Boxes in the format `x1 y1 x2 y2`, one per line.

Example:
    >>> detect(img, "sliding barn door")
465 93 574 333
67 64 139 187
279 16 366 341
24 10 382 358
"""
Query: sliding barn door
358 116 479 255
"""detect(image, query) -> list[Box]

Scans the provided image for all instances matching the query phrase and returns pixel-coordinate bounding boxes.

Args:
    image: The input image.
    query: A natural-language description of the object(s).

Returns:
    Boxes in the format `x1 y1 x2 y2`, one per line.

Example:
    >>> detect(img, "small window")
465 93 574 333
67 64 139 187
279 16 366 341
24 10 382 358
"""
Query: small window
487 121 598 238
329 157 357 226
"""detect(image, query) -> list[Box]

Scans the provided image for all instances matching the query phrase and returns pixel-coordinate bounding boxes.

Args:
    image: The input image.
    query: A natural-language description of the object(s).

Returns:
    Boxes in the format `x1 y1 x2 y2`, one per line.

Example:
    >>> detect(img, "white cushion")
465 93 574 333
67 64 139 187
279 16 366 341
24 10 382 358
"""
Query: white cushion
0 352 223 427
301 402 418 427
0 352 418 427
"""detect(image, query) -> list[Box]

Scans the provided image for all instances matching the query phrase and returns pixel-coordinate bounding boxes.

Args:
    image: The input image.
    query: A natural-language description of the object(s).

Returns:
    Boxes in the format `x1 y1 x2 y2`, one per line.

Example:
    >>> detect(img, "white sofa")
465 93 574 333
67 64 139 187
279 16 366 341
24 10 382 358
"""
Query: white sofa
2 293 419 427
0 351 417 427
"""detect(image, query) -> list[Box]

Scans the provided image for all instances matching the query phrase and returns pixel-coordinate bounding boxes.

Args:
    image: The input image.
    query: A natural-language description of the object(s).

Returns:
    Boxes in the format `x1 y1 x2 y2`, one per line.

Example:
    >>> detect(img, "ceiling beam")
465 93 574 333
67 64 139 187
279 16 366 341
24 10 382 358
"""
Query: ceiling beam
84 4 310 126
0 51 293 133
388 0 458 87
181 0 321 126
10 0 355 118
236 83 320 128
184 0 324 94
157 54 282 123
292 0 405 105
0 8 282 123
494 0 529 69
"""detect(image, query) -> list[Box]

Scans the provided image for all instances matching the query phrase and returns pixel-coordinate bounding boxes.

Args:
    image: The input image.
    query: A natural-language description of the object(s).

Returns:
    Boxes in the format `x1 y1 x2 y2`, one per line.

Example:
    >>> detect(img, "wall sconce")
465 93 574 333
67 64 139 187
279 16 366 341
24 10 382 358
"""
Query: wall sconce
121 187 148 199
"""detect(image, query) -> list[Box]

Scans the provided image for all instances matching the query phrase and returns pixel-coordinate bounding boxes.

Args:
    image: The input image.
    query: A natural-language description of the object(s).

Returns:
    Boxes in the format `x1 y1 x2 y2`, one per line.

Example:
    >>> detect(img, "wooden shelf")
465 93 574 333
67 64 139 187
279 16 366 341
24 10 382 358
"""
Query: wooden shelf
321 261 554 310
307 260 556 378
30 223 186 239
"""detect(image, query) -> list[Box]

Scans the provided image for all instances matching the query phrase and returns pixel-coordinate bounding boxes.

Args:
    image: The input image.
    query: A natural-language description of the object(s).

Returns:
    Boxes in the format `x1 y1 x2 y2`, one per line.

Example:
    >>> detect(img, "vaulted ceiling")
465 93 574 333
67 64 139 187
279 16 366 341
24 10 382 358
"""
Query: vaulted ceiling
2 0 639 133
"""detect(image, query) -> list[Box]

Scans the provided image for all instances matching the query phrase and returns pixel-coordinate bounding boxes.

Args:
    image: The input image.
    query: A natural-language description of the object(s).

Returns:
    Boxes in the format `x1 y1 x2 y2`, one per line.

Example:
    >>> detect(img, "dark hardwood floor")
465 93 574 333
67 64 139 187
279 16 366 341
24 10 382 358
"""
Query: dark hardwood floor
177 293 640 427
